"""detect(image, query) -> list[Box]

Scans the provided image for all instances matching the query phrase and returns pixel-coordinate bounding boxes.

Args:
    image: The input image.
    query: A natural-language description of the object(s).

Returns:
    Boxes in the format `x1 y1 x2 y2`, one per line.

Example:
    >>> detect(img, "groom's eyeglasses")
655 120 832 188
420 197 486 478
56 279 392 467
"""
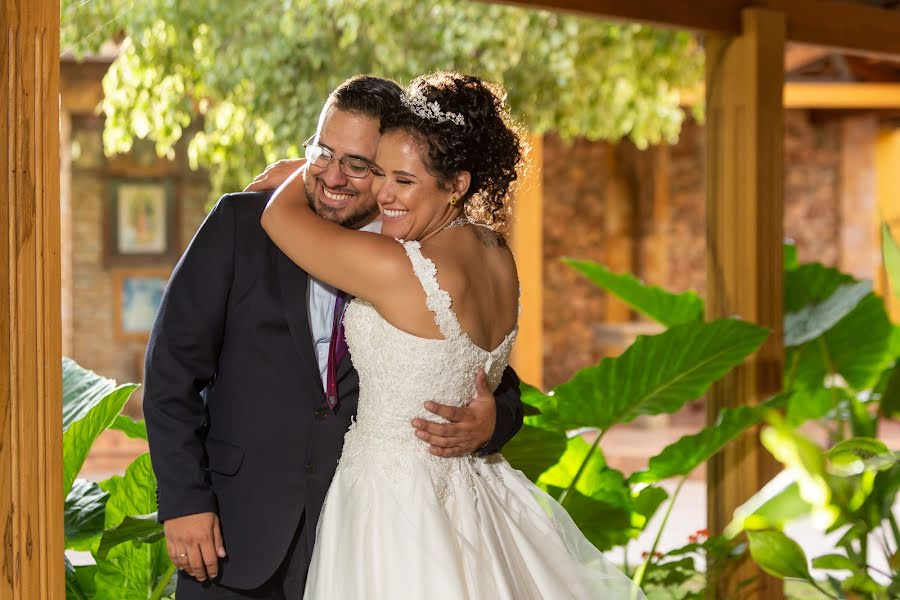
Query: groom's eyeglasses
303 136 373 179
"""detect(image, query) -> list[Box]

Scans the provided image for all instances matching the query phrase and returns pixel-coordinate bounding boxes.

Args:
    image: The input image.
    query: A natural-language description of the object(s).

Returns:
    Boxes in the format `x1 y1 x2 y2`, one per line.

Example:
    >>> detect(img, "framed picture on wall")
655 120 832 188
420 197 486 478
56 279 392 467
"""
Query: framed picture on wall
112 268 170 340
106 179 177 264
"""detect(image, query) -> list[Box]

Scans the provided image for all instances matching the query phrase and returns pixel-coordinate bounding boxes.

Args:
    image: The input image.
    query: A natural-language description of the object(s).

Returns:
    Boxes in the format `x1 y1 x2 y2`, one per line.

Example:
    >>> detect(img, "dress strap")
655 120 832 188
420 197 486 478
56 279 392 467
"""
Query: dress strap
400 240 462 340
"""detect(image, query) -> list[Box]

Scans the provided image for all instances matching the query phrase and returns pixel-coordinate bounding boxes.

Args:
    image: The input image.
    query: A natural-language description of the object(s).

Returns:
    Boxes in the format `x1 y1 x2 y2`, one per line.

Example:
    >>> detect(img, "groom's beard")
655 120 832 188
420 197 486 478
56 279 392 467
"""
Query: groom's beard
306 182 378 230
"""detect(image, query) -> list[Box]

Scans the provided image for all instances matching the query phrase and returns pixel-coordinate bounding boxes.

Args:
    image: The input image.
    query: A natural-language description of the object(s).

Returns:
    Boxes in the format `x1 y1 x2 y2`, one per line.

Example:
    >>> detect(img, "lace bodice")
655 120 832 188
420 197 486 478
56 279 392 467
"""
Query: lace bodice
337 239 517 496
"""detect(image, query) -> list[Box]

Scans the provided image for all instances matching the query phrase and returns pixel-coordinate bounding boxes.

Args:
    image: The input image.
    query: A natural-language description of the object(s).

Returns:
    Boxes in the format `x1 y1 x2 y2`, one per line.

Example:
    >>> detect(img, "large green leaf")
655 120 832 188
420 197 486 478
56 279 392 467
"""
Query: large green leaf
63 357 117 431
97 513 164 560
784 281 872 347
631 485 669 531
65 478 109 551
542 486 636 551
784 241 799 271
879 360 900 419
93 453 172 600
66 557 97 600
760 423 831 514
63 383 138 499
783 387 836 427
563 258 703 327
630 404 762 484
811 553 857 572
502 424 567 482
784 264 854 313
789 293 893 391
785 266 893 391
540 319 769 431
110 415 149 440
747 530 812 581
538 437 631 506
883 223 900 301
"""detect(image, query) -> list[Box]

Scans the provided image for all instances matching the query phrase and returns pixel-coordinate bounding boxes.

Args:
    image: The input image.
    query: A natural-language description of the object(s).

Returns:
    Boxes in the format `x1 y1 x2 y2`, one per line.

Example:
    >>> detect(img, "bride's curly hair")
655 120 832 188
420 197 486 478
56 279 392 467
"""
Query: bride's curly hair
380 72 527 231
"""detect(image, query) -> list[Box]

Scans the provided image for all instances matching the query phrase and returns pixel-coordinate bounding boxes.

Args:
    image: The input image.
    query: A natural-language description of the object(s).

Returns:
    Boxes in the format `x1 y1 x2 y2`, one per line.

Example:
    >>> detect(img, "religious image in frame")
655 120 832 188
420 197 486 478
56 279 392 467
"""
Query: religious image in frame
106 179 177 264
113 268 169 340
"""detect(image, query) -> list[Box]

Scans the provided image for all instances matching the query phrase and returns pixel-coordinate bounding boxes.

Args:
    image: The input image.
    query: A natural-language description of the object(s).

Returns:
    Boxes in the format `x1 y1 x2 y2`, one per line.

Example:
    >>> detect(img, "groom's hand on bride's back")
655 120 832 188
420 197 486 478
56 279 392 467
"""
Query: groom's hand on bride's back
412 369 496 457
164 511 226 582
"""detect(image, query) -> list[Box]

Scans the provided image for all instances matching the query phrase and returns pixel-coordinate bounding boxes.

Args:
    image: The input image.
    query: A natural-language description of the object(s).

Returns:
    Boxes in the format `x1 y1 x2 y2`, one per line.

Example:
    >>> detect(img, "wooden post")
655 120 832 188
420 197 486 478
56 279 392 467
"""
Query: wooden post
705 8 785 600
1 1 64 598
603 148 634 323
510 134 544 389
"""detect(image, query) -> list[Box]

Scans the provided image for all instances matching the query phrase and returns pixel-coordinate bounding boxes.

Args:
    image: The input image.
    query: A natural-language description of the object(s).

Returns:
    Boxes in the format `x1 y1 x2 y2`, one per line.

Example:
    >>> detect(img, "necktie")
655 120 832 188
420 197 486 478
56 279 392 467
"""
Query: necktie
325 291 350 411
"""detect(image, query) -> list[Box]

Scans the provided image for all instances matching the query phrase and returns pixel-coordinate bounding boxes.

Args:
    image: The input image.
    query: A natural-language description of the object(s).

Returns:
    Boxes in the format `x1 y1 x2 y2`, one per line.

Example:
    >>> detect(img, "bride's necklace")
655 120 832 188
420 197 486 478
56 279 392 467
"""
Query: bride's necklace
442 216 470 231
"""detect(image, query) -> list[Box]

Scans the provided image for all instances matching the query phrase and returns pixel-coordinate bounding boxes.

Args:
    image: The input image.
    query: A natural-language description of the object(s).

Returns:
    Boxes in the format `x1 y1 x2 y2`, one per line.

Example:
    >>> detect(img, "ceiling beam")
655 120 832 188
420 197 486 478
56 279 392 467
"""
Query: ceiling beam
784 82 900 108
678 82 900 108
494 1 900 57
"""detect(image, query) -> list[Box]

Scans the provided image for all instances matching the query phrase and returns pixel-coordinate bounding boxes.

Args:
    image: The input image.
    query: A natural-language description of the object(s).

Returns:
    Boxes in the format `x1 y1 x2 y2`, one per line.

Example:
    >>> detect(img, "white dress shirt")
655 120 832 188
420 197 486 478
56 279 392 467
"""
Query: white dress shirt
307 219 382 388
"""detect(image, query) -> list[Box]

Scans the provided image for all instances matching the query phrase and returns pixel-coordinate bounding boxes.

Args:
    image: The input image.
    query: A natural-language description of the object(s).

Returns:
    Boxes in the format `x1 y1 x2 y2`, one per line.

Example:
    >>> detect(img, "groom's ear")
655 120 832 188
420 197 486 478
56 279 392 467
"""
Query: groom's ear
453 171 471 199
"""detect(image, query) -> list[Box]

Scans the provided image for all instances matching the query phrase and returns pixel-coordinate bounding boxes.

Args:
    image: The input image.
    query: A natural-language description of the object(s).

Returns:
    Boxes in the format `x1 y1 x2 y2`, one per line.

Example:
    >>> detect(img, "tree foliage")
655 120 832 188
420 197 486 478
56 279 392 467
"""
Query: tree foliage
62 0 703 197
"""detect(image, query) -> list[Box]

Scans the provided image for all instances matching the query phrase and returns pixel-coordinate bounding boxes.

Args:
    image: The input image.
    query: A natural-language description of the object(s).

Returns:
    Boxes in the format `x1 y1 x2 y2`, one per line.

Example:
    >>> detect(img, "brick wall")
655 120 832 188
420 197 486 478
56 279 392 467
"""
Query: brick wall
67 114 211 415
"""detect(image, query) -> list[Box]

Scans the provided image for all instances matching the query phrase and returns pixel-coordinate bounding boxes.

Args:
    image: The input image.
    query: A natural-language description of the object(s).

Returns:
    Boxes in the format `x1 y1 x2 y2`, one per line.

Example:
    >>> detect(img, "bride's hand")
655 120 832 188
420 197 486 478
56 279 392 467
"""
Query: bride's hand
412 369 496 457
243 158 306 192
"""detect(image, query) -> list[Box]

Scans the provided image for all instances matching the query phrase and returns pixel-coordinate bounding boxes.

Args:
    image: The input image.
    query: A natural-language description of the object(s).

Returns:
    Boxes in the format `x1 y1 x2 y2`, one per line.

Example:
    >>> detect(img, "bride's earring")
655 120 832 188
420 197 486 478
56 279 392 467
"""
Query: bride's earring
449 195 458 206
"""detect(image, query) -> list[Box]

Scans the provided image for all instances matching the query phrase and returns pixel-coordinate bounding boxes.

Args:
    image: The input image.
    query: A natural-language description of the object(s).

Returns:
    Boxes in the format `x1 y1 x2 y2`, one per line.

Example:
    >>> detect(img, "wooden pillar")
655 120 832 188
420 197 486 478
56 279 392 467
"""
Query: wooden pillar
603 147 635 322
839 117 880 282
705 8 785 600
510 134 544 389
1 1 64 598
877 128 900 322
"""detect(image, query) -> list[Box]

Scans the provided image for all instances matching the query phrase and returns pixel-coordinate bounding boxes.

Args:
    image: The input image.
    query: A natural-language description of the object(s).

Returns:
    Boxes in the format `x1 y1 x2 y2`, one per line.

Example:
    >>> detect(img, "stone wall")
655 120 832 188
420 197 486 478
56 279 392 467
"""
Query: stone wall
540 110 846 389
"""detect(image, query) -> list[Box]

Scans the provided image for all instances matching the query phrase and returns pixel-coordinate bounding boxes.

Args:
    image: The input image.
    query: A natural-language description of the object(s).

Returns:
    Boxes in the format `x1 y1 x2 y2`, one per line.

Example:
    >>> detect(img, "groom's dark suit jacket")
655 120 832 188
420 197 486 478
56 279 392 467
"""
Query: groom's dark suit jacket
143 192 524 590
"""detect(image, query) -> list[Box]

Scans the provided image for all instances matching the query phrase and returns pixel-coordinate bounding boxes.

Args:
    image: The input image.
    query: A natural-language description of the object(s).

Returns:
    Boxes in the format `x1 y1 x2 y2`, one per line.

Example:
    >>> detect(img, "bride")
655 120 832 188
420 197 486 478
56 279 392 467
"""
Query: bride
261 71 645 599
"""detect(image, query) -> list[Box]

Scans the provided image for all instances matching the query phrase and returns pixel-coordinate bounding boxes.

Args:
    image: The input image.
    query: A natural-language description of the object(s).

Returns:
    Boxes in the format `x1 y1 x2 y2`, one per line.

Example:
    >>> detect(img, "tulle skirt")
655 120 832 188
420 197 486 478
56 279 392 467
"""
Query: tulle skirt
303 450 646 599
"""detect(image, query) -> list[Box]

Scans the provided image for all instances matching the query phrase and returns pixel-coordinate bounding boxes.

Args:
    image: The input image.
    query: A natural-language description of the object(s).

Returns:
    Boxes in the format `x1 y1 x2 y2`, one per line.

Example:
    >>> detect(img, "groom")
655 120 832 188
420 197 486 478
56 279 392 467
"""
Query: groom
143 75 524 599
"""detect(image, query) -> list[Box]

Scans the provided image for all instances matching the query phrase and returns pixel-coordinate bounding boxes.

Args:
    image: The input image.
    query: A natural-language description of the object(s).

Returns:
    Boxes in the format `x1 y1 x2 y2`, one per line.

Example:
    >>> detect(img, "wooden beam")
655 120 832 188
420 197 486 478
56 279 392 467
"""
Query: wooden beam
784 82 900 108
680 82 900 109
510 134 545 389
784 43 830 72
1 0 64 598
705 8 785 599
495 0 900 57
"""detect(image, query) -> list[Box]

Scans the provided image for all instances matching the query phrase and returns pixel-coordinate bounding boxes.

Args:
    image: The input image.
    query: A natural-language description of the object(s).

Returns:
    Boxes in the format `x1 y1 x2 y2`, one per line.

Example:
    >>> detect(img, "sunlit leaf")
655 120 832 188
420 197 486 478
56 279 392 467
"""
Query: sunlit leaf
746 530 812 581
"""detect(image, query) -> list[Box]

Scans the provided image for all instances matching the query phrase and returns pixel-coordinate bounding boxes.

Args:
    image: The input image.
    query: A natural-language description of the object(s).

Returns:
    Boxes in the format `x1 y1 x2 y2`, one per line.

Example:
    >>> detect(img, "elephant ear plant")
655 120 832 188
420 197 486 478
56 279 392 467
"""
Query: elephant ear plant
504 238 900 599
730 231 900 599
504 259 772 598
63 358 173 600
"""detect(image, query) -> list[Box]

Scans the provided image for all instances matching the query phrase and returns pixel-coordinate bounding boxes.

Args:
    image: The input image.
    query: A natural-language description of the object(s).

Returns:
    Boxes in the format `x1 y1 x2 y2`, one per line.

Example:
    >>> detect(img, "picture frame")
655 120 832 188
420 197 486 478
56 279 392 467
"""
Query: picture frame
105 178 177 265
112 268 170 341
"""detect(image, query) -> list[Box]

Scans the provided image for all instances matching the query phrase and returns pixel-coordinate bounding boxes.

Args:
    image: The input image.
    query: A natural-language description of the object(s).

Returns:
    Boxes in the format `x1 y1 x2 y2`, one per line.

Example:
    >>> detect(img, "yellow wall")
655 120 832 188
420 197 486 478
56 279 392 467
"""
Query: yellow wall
876 128 900 322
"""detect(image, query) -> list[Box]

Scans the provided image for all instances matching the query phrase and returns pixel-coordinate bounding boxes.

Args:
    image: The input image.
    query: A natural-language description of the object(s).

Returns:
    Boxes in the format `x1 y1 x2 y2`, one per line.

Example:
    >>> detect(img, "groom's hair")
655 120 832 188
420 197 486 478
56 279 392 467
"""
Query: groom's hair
326 75 403 122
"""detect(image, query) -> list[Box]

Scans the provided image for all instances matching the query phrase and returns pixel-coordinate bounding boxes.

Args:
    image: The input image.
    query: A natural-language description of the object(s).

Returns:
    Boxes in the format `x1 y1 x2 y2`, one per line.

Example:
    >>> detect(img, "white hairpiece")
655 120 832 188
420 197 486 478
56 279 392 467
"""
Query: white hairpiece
400 90 466 126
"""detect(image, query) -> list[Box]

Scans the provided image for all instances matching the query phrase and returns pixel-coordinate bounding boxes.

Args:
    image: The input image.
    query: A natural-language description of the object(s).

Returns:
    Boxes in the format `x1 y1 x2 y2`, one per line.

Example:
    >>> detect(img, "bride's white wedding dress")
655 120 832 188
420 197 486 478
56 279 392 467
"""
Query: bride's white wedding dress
303 240 646 599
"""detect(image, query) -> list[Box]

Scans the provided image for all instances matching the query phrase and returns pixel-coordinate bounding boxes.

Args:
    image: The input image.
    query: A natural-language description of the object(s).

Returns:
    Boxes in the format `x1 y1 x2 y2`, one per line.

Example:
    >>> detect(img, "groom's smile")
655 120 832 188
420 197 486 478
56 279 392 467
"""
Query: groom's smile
303 107 382 230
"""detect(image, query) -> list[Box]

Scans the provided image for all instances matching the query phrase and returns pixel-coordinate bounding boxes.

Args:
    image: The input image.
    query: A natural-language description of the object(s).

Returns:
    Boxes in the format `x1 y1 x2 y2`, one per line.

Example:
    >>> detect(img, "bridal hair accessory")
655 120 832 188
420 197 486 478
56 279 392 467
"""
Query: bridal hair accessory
401 90 466 126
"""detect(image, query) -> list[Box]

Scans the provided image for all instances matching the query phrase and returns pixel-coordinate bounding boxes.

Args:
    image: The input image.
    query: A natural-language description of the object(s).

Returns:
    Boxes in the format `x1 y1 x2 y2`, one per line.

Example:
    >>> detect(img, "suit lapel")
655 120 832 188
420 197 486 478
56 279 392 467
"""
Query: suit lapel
276 249 322 388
